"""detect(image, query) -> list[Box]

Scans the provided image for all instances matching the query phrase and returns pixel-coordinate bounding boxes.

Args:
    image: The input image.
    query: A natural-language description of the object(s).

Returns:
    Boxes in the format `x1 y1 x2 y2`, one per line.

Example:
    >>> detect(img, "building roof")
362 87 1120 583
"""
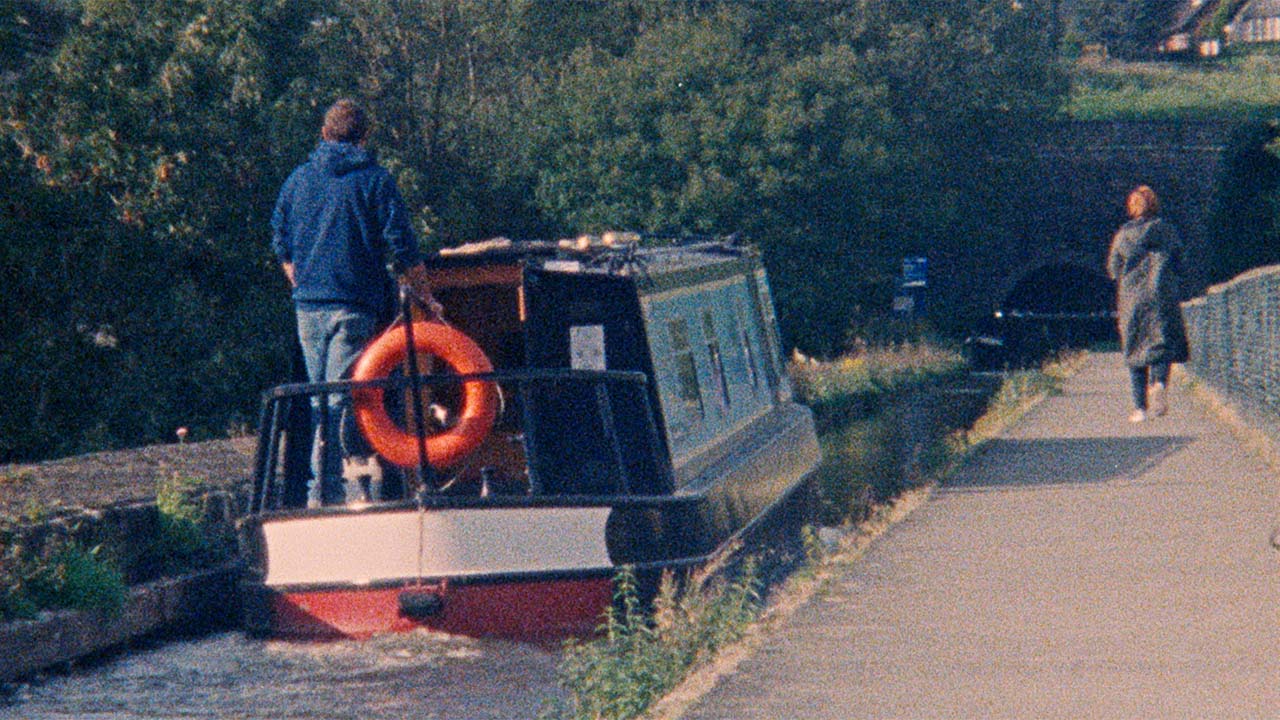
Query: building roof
1166 0 1218 35
1235 0 1280 21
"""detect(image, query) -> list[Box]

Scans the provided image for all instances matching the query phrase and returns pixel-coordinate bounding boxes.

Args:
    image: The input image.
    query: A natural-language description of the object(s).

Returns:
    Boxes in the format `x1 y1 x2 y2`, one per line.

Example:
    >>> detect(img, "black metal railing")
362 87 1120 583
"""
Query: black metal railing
249 368 671 514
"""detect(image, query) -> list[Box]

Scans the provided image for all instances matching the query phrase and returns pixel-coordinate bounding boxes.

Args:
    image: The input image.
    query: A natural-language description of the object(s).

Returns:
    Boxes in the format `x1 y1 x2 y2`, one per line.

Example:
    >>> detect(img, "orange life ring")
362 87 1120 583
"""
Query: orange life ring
351 322 498 468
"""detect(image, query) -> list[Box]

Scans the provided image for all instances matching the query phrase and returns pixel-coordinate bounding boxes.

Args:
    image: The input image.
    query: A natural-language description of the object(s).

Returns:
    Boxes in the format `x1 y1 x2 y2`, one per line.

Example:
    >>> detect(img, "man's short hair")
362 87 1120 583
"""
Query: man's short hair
321 99 370 144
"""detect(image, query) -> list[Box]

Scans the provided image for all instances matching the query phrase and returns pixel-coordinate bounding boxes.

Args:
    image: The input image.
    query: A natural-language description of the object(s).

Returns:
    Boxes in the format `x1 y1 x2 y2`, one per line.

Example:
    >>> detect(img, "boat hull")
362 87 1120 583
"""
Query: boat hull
240 403 821 640
257 575 613 640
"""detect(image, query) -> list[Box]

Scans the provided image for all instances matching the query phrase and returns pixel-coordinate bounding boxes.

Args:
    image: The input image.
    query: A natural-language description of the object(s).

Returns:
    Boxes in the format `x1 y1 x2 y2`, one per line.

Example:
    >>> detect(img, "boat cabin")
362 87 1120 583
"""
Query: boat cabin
242 236 820 639
254 238 796 509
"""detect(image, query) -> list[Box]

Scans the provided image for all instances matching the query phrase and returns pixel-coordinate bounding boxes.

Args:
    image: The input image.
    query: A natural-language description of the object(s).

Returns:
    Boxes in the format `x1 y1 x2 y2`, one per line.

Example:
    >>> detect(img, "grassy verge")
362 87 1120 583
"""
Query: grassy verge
791 343 966 524
544 347 1083 720
1067 55 1280 121
542 560 764 720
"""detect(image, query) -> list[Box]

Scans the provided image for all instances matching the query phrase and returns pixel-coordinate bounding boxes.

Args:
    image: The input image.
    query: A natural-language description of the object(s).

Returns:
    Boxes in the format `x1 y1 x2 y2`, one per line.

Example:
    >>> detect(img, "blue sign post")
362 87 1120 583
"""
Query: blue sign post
893 256 927 314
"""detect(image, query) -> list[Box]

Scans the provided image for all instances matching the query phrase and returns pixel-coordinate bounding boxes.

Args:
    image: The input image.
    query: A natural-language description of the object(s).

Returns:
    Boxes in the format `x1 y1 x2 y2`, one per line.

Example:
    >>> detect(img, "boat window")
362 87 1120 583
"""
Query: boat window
702 309 731 411
733 304 760 391
668 317 704 421
753 270 791 401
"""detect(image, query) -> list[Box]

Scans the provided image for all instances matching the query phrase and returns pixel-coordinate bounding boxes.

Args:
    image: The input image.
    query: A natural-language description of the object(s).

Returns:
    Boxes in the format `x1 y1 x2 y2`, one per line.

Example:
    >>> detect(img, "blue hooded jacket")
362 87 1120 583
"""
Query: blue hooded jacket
271 141 421 315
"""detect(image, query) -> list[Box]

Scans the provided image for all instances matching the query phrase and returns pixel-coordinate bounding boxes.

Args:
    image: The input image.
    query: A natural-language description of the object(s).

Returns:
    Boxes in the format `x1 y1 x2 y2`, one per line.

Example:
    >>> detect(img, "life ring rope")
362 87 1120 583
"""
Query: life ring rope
350 322 499 469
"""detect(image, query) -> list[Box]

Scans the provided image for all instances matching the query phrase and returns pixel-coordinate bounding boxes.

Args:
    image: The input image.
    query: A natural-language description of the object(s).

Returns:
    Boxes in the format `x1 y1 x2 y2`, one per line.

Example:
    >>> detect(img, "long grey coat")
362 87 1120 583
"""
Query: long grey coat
1106 217 1189 367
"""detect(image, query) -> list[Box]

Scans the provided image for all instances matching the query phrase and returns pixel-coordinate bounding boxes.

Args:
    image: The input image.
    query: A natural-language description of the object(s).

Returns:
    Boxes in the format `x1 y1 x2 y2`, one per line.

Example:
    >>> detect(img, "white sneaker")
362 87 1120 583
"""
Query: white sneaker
1149 383 1167 417
1129 409 1147 423
342 455 384 505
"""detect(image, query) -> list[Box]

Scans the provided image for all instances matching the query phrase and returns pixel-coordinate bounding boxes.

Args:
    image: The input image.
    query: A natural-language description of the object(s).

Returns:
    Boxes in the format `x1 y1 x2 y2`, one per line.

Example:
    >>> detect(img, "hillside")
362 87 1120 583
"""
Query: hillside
1067 54 1280 120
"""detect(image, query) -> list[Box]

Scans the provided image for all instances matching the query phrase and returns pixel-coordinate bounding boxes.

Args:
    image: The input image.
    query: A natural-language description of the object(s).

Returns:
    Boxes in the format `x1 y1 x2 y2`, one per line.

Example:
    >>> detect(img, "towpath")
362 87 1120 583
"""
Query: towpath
672 353 1280 719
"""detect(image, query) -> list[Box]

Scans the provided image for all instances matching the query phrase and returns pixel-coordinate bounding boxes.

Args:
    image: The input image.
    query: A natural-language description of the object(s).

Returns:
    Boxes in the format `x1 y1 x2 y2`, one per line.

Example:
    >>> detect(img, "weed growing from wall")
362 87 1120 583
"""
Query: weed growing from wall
0 523 125 621
155 474 211 572
152 474 234 576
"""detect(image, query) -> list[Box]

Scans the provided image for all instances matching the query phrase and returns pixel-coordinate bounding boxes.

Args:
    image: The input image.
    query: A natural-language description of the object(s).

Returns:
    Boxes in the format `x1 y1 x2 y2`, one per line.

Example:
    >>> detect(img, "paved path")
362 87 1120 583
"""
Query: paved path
677 353 1280 719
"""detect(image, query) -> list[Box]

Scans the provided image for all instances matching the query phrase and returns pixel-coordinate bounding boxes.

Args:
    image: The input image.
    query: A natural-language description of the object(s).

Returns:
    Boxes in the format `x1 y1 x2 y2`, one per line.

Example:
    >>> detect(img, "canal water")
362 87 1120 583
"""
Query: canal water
1 630 566 719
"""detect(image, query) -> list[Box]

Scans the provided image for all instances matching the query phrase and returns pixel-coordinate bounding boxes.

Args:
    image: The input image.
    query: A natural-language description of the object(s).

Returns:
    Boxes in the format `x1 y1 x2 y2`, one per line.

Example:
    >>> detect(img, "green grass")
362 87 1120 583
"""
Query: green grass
791 343 968 524
1067 54 1280 120
790 342 967 434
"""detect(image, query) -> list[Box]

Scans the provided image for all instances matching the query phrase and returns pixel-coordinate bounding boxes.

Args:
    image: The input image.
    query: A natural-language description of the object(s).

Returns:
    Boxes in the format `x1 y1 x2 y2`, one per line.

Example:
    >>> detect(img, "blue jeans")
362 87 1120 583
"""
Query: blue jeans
1129 362 1170 410
296 306 378 505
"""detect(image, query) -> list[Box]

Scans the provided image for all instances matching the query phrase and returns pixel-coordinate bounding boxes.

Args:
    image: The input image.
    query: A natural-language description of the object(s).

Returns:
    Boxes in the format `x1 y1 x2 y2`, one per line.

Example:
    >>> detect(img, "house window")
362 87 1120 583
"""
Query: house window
702 309 731 410
668 317 704 421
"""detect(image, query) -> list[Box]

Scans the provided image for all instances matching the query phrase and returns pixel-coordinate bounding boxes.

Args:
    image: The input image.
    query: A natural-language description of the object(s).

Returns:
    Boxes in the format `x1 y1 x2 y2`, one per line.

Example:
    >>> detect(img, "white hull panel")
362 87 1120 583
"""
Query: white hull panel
262 506 613 587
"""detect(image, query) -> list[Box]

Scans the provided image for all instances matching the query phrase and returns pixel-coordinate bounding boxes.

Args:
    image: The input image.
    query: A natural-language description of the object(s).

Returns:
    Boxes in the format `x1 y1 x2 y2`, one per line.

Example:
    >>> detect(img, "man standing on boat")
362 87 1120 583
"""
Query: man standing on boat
271 98 441 507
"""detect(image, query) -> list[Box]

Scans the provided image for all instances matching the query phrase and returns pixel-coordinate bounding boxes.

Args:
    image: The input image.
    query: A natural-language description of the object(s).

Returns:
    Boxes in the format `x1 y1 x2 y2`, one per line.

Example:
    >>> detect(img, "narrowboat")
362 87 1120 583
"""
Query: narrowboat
239 236 821 640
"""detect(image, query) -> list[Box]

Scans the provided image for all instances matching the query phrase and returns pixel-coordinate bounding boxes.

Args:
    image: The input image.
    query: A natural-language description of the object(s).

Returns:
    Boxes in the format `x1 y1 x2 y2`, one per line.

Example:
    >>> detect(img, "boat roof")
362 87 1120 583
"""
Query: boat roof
429 236 756 281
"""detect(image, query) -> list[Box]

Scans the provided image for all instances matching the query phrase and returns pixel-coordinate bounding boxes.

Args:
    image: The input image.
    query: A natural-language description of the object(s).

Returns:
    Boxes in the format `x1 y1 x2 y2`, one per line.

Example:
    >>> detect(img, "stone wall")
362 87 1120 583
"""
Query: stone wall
933 120 1242 323
5 489 246 586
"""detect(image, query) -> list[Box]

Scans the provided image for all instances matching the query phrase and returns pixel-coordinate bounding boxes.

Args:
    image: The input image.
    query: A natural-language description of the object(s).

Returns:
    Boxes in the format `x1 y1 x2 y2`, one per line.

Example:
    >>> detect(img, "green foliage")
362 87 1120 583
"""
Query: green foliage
0 526 127 621
154 474 219 571
1068 56 1280 121
813 415 901 525
790 343 967 432
1 0 1069 460
547 562 761 720
530 1 1066 353
29 541 126 616
1208 121 1280 283
789 343 968 533
1204 0 1247 40
800 524 825 569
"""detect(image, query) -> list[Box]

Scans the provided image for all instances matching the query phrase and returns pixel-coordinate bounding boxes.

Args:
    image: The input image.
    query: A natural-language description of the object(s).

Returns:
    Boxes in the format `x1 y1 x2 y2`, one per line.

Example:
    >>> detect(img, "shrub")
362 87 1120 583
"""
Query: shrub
546 561 762 720
12 537 126 618
155 475 212 571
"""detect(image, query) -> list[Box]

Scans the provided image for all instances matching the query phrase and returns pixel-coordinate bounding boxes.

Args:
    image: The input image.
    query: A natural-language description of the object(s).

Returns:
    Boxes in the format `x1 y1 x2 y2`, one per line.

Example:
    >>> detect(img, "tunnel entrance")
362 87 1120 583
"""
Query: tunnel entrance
969 263 1116 368
1002 263 1113 316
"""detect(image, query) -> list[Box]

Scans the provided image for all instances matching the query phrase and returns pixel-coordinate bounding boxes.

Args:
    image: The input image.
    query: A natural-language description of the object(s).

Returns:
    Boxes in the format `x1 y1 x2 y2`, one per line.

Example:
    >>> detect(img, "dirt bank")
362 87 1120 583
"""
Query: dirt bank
0 438 255 518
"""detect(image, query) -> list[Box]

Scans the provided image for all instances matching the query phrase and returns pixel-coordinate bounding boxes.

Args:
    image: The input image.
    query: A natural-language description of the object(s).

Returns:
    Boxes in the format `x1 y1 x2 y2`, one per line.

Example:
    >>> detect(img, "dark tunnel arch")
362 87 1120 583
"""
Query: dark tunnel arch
1001 263 1114 315
970 263 1117 368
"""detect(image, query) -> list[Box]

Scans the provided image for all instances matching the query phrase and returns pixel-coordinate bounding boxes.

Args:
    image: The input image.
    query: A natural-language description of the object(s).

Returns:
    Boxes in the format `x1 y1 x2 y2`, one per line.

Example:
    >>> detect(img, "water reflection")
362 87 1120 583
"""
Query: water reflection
2 631 565 719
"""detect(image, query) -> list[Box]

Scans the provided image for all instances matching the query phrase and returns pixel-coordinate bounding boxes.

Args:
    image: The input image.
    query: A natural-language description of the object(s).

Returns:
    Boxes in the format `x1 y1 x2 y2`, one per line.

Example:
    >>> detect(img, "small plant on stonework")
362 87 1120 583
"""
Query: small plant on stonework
156 474 209 567
801 524 826 570
22 538 126 617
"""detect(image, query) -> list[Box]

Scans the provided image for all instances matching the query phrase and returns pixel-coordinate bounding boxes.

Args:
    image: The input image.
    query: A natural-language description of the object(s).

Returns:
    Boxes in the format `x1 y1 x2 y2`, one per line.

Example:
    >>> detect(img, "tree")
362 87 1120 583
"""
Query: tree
528 0 1068 352
2 0 317 459
1073 0 1181 59
1 0 1071 457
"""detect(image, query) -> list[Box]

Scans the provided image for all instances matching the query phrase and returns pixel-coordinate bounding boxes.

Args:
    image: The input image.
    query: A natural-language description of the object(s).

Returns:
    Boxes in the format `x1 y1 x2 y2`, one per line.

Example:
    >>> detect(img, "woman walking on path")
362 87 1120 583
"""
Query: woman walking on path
1107 185 1189 423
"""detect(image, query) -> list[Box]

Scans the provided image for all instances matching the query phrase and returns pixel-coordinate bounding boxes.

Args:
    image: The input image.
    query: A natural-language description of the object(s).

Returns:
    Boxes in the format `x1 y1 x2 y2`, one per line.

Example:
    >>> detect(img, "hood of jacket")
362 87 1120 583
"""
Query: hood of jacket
308 140 375 177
